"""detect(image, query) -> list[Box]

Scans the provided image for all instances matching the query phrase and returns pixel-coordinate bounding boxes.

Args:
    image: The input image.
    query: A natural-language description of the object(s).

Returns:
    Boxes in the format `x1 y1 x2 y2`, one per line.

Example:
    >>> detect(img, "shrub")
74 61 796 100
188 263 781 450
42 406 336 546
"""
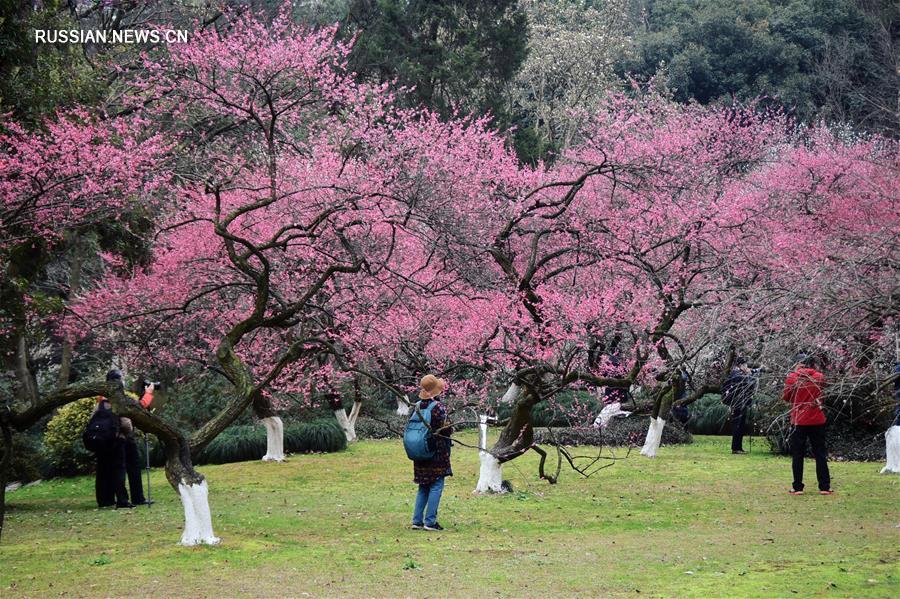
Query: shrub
686 394 731 435
355 415 405 440
43 398 97 475
763 412 886 461
195 419 346 465
497 390 601 428
8 432 45 483
287 419 347 453
151 372 253 430
533 416 692 447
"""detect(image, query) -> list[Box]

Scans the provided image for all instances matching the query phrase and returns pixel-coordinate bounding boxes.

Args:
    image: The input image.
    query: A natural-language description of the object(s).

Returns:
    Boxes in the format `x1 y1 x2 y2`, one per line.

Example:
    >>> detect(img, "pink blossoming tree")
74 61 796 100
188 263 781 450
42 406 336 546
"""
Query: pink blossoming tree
0 110 168 540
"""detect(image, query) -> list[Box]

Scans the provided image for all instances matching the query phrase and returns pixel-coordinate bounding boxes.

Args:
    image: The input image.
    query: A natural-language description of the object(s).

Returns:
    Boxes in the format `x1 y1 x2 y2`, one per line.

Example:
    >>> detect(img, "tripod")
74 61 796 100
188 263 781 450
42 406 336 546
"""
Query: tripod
144 435 152 508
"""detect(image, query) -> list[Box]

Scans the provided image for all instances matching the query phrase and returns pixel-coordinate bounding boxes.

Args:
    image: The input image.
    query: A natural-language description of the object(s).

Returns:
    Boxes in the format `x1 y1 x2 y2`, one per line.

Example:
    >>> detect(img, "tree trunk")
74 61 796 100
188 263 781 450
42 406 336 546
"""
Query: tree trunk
475 414 504 493
333 409 356 443
330 391 361 443
475 385 539 493
14 335 39 405
500 383 520 404
252 394 284 462
107 384 219 545
881 425 900 474
639 417 666 458
0 420 12 543
260 416 285 461
640 387 673 458
57 236 85 389
395 395 410 416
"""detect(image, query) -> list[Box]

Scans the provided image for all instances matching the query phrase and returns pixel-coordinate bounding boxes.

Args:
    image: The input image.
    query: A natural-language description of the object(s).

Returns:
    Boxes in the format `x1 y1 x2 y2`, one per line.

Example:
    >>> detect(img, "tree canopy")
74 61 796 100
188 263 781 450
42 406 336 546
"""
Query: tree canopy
619 0 899 135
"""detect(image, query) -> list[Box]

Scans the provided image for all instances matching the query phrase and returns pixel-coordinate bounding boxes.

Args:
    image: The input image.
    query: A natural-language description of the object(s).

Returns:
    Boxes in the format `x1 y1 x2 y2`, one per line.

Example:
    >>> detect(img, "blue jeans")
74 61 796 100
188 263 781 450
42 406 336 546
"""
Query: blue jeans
412 477 445 526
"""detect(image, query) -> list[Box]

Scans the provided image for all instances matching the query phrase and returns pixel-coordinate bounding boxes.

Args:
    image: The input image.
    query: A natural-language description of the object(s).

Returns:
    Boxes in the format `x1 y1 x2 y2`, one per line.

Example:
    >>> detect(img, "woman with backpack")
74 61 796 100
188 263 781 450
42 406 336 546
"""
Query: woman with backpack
408 375 452 531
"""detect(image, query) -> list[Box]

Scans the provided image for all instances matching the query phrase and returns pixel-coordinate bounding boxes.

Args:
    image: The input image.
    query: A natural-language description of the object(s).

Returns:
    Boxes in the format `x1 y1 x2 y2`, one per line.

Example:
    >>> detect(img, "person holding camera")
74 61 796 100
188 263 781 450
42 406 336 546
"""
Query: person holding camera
782 354 832 495
139 380 158 409
721 358 757 454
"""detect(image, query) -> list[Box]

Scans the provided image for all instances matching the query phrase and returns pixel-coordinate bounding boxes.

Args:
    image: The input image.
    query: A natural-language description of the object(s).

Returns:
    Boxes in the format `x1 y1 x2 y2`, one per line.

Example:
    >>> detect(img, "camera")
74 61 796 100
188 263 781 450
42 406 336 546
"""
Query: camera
143 380 162 391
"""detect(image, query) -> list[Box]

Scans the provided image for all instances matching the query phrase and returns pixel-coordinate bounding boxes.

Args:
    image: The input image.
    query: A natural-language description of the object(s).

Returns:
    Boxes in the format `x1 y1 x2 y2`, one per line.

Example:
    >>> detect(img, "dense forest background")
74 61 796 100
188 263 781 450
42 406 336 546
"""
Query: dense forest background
2 0 896 151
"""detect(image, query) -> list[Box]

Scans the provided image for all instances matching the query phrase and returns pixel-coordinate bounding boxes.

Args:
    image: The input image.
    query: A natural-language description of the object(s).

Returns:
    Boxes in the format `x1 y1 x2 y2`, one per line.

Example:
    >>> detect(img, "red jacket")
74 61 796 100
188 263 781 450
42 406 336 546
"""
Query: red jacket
781 367 826 425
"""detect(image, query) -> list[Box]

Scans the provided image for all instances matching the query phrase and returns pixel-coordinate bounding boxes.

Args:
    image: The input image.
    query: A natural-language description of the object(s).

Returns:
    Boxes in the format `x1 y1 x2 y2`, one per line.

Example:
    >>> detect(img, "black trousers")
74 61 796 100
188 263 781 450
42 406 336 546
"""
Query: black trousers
95 440 129 507
124 438 146 504
731 407 747 451
789 424 831 492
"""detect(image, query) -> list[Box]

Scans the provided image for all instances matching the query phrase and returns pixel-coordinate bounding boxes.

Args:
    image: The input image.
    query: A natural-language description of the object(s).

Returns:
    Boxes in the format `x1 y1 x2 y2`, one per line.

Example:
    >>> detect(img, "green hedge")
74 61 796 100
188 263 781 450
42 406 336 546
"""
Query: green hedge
686 394 731 435
194 419 346 465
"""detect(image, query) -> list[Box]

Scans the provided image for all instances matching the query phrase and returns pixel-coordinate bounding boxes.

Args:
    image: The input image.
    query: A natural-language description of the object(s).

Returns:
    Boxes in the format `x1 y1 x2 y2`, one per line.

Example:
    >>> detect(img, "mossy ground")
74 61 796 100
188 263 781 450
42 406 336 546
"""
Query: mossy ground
1 433 897 598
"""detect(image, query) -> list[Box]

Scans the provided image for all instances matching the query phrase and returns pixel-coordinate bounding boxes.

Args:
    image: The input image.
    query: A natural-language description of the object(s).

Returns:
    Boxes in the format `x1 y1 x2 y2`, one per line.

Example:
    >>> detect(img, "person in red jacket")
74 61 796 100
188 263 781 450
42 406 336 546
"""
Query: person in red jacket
781 354 832 495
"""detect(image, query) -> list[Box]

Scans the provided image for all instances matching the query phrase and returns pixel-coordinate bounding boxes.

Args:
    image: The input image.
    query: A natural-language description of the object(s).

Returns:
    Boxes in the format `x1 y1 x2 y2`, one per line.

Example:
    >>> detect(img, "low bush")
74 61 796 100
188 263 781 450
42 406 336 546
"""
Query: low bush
497 390 601 428
8 432 45 483
764 418 886 461
42 398 96 476
685 394 731 435
533 415 692 447
195 419 346 465
354 416 404 440
288 419 347 454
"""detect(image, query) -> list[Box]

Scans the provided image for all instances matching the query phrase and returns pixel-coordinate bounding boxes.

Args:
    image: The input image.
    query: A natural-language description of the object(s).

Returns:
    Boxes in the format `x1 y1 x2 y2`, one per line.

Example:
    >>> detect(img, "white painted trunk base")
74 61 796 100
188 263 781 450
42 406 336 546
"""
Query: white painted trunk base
880 425 900 474
474 415 506 493
476 452 505 493
178 480 220 546
260 416 285 462
334 409 357 443
640 417 666 458
395 397 410 416
592 401 632 429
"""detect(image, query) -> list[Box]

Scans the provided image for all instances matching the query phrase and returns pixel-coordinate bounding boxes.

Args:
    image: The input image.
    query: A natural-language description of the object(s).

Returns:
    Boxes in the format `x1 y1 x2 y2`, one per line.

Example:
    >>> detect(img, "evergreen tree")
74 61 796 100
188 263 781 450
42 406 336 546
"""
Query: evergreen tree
345 0 528 123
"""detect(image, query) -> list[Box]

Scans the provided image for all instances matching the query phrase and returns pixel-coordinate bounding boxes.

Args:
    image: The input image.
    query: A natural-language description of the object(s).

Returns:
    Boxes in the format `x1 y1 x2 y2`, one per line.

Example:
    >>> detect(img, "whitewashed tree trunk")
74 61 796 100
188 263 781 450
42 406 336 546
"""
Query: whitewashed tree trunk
334 407 358 443
395 396 410 416
475 414 506 493
500 383 520 404
349 400 361 426
880 425 900 474
260 416 284 462
178 480 219 546
640 417 666 458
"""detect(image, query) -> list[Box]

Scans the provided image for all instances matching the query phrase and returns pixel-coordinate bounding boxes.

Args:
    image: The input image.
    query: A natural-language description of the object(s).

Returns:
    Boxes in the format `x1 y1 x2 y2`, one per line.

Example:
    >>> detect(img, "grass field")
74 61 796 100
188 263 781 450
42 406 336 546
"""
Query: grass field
1 433 897 598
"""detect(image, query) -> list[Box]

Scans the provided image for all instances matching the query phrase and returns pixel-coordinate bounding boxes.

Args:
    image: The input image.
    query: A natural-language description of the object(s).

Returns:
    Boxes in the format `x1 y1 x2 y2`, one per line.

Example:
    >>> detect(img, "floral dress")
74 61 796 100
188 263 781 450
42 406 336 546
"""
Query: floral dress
412 399 453 485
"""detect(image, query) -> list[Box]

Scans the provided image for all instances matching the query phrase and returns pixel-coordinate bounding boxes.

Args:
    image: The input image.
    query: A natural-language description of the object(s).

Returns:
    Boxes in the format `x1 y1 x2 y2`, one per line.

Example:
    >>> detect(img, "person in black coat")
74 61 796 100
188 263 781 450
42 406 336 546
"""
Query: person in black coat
93 399 132 508
721 358 757 454
119 417 148 505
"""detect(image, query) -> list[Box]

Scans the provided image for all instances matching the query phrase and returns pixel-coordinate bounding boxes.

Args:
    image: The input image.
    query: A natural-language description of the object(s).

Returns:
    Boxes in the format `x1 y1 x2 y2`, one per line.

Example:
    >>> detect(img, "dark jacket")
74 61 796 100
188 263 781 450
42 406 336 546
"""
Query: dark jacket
412 398 453 485
721 370 755 411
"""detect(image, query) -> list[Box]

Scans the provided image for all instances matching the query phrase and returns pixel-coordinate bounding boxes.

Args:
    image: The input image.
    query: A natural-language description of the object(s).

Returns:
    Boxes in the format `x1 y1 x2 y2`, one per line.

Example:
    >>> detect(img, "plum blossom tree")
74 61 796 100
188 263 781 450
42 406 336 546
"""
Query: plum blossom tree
710 128 900 465
439 95 797 485
350 93 891 487
71 7 526 541
0 110 167 541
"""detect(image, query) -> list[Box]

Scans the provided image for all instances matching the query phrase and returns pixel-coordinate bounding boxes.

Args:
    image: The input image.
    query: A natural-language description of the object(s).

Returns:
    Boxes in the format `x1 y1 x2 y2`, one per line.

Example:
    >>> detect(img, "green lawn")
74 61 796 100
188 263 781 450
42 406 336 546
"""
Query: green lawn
1 434 897 598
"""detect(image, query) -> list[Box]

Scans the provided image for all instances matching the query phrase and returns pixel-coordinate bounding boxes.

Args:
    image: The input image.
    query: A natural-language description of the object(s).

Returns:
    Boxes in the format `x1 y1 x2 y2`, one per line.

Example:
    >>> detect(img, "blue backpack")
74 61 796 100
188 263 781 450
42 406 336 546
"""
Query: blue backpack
403 401 437 461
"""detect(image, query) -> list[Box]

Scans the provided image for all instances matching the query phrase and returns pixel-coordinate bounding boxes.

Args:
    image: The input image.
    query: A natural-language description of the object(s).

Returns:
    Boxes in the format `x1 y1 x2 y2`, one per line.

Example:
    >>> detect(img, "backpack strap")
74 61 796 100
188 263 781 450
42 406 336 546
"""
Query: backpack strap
413 401 437 426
